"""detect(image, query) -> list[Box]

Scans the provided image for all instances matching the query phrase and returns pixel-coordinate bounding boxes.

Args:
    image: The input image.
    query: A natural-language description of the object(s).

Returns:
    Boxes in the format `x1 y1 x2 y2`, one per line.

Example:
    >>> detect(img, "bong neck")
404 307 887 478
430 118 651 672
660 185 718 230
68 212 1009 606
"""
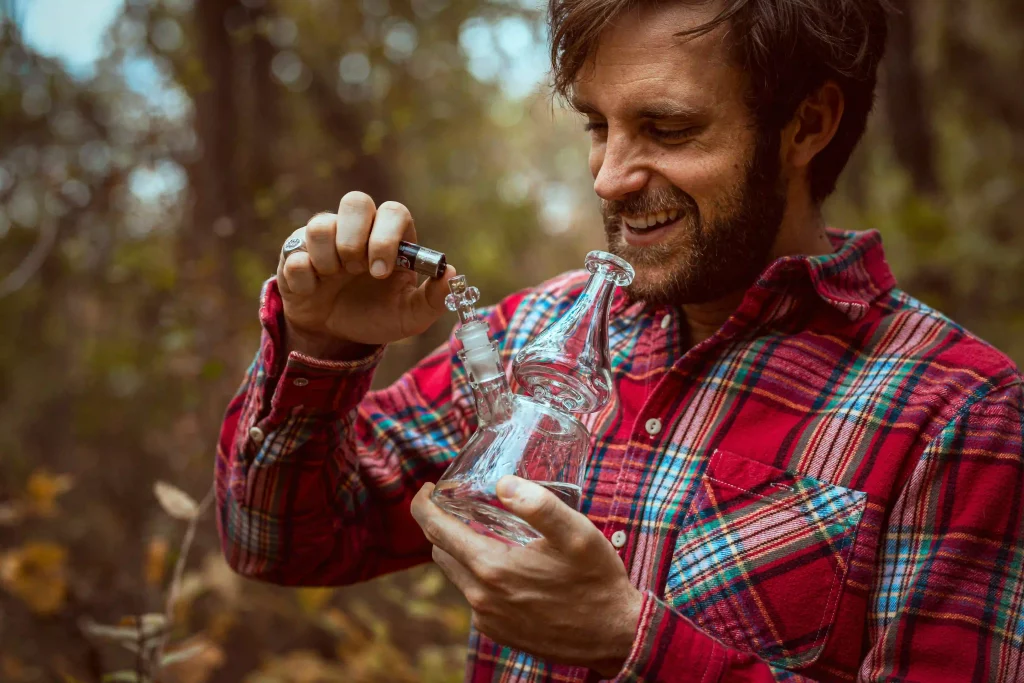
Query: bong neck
471 374 515 425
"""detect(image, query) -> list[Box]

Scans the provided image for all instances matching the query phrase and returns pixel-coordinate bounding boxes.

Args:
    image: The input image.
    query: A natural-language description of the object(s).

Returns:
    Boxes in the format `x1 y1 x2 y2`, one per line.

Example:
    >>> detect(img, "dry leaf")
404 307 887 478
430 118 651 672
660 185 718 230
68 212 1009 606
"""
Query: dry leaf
245 650 346 683
0 502 24 526
0 542 68 615
412 568 446 598
118 613 169 639
206 611 236 643
161 635 225 683
26 469 74 517
296 586 334 615
154 481 198 520
2 655 27 681
198 552 239 604
79 618 142 643
145 536 169 587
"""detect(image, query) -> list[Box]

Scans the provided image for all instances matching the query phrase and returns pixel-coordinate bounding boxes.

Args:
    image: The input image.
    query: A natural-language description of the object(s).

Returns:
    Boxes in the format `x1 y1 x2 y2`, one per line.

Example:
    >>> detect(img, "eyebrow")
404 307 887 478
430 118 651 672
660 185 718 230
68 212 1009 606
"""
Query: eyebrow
570 96 705 121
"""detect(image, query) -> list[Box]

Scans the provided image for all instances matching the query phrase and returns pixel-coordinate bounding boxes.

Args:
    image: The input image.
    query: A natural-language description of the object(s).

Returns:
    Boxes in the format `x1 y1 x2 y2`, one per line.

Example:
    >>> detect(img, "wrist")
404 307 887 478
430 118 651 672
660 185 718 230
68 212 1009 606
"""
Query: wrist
593 586 644 677
284 322 378 362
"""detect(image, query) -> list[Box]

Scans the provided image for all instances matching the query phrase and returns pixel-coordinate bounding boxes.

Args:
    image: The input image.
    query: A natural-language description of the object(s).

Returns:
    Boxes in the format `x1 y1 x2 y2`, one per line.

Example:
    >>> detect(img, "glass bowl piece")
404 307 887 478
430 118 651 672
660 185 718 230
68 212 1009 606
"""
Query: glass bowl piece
512 250 634 414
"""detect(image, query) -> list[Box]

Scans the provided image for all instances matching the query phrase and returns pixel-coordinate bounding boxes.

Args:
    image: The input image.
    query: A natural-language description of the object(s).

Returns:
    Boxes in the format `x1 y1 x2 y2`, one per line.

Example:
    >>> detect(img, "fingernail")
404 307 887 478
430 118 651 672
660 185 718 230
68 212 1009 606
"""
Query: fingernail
370 259 387 277
497 476 519 499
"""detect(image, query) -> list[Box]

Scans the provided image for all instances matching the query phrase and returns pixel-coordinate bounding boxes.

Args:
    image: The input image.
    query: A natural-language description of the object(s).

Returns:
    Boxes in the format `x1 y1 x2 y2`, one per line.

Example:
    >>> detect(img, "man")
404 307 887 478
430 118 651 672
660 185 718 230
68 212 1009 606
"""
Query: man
215 0 1024 681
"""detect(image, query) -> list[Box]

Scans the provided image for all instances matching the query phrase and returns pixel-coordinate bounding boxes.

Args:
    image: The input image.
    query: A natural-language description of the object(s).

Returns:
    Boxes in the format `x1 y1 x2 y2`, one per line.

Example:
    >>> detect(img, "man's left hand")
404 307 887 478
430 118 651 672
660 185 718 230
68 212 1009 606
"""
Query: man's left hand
411 476 643 677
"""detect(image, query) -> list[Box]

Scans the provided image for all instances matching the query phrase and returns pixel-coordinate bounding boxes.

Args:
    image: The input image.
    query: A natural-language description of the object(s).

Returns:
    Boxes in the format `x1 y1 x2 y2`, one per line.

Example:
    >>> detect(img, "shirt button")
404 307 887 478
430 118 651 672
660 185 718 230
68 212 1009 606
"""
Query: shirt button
645 417 662 436
611 530 627 549
248 426 265 444
292 377 309 387
660 314 671 329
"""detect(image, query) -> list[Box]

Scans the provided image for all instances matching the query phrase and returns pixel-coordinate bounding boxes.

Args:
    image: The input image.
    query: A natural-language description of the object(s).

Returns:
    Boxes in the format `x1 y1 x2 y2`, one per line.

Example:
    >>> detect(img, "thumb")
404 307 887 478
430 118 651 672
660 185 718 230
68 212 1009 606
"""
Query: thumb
424 264 458 312
497 476 583 550
403 265 458 333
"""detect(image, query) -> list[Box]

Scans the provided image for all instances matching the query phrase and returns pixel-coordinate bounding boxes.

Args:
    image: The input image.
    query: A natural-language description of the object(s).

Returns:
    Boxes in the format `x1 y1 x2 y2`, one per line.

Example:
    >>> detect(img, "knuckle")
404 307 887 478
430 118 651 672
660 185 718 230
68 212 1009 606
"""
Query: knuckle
528 495 555 519
335 239 365 260
422 519 443 545
473 558 503 585
376 201 411 220
465 587 488 613
282 253 310 277
304 215 335 241
566 533 590 558
340 191 374 212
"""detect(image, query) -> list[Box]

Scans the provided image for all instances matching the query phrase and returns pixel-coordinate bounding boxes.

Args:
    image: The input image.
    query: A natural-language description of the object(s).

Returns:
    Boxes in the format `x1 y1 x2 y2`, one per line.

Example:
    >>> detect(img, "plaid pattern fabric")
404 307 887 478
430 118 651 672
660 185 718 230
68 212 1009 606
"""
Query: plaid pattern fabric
215 229 1024 682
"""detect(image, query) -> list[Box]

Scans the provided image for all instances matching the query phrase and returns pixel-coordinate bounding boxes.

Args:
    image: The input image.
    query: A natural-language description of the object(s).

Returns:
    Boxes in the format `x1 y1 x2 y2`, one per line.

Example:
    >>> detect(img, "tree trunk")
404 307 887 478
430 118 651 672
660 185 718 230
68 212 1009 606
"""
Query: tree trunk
883 0 939 195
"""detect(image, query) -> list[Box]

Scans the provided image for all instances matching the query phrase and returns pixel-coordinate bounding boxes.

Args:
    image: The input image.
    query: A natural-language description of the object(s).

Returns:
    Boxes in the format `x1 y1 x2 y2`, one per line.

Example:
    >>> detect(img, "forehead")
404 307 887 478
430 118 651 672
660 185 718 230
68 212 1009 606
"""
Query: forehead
572 2 742 117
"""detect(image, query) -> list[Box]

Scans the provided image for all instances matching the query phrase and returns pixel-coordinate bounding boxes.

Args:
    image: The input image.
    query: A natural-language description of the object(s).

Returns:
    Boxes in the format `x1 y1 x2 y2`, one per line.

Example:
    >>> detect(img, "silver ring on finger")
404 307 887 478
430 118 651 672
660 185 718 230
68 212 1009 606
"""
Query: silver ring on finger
282 235 306 258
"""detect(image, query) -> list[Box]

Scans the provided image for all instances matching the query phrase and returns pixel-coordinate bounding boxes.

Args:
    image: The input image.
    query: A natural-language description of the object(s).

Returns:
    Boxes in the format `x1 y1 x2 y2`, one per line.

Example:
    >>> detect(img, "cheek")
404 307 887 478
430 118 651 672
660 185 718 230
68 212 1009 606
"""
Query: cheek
657 148 746 211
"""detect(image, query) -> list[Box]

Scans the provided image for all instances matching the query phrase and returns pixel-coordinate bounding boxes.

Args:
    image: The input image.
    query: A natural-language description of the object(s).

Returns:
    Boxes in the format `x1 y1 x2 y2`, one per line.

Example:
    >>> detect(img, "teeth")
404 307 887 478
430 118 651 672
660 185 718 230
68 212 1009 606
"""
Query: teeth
622 210 680 230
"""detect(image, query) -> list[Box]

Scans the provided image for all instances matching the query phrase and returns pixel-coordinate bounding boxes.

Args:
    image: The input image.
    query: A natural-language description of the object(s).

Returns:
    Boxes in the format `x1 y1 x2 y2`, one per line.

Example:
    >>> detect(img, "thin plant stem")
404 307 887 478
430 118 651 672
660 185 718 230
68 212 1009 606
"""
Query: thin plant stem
152 483 215 670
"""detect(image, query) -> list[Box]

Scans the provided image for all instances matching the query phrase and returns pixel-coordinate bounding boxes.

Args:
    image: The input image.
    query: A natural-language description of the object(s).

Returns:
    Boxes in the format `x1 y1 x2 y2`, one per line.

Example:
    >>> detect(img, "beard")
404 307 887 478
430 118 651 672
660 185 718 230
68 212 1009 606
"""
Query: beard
602 131 786 306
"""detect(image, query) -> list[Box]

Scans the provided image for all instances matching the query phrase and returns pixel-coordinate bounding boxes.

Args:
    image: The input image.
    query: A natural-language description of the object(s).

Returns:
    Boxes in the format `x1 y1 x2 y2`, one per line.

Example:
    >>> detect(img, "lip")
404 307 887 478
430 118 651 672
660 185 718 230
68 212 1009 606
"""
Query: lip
620 216 681 246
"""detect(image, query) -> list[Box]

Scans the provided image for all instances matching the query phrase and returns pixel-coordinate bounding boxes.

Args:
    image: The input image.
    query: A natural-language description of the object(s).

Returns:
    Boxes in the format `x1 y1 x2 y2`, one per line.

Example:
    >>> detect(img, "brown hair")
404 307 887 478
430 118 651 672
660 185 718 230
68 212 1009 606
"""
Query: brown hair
548 0 890 202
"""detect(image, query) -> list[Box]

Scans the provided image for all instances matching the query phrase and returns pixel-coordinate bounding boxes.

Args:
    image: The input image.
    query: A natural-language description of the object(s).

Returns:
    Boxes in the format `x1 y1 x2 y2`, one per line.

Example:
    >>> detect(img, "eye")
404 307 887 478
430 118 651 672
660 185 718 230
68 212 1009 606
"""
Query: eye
646 125 698 143
583 121 608 137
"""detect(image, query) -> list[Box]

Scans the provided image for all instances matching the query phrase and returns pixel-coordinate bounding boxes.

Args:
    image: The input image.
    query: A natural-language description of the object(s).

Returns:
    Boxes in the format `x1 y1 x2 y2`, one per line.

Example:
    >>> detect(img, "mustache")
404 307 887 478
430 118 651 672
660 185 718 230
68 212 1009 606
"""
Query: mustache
601 186 699 219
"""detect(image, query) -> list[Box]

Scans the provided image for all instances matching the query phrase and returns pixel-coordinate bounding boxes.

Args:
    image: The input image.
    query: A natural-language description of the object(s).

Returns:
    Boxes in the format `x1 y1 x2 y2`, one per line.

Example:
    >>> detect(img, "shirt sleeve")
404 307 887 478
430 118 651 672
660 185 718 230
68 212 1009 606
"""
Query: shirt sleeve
214 277 519 586
611 378 1024 683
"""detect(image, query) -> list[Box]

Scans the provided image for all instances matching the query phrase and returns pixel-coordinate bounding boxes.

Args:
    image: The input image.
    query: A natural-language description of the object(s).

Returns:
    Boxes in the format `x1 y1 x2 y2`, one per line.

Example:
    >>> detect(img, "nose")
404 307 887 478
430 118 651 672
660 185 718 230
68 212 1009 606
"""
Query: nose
592 133 650 202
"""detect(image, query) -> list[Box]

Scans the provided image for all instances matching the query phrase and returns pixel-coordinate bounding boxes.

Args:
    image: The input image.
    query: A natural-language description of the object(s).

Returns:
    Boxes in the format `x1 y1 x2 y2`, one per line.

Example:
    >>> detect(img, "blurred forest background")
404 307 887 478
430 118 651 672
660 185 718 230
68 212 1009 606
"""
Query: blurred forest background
0 0 1021 680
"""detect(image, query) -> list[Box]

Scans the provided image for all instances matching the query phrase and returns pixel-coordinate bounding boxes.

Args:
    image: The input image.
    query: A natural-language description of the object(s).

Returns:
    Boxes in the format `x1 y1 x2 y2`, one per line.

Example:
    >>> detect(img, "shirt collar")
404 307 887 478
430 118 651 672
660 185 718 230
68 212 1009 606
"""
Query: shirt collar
762 228 897 322
608 228 897 323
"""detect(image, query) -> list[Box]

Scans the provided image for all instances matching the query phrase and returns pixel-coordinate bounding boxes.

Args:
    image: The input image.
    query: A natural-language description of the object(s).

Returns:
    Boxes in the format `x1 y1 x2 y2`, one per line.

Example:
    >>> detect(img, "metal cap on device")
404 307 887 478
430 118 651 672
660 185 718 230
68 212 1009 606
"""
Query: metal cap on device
397 241 447 279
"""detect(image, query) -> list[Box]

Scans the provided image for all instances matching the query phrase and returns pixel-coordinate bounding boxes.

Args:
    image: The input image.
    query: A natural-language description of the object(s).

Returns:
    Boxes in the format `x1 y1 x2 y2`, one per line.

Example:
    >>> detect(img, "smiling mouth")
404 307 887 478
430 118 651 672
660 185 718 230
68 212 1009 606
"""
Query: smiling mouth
621 209 681 234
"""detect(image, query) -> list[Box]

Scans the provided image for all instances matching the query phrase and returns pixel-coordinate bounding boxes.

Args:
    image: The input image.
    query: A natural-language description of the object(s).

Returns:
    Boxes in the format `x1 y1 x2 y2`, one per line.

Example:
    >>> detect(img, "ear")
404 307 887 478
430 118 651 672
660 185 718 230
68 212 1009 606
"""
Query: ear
782 81 844 170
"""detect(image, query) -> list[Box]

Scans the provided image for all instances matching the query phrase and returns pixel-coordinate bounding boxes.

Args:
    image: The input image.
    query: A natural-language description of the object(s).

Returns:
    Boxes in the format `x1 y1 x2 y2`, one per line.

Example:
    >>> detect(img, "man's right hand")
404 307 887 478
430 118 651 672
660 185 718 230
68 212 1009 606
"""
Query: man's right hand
277 191 457 359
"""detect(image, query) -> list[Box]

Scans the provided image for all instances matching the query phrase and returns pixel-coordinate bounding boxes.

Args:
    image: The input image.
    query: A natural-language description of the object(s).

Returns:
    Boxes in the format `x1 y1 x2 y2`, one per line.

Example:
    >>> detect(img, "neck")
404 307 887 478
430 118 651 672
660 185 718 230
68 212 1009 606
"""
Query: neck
681 202 833 347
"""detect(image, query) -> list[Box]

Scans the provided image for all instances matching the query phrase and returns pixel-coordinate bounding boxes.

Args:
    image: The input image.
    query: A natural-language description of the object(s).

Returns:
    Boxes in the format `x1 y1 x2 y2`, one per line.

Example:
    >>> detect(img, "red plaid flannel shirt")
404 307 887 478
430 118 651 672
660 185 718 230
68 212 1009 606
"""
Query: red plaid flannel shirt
216 229 1024 682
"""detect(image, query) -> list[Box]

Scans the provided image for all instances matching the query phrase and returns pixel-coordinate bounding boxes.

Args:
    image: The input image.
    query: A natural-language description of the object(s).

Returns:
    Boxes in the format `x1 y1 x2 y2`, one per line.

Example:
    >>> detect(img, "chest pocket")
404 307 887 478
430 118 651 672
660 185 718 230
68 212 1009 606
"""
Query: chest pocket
665 449 866 670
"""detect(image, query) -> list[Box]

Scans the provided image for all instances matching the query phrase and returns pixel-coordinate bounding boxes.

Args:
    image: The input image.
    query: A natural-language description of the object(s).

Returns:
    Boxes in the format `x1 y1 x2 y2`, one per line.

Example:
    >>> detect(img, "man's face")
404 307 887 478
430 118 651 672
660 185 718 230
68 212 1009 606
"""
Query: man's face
572 3 787 305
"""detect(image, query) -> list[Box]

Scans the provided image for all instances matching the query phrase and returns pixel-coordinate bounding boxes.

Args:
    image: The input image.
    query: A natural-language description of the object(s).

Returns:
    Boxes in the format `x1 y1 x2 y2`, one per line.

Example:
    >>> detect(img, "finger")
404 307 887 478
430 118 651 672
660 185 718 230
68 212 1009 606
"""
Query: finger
367 201 416 279
336 191 376 275
304 212 342 276
431 545 486 599
276 227 306 291
281 250 317 296
410 484 497 567
496 476 591 553
400 264 459 336
423 264 459 312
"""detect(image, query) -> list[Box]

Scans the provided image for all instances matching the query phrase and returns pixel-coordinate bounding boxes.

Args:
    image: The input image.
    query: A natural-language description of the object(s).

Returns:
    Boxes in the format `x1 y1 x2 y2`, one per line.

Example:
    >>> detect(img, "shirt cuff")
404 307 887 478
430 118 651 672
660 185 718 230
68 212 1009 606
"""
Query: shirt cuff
258 277 385 419
611 591 727 682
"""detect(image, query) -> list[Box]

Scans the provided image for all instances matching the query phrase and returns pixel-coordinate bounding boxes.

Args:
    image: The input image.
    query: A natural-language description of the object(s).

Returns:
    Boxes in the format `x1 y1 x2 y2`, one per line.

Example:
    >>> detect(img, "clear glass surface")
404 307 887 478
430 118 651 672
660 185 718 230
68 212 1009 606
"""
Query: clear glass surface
431 251 633 545
432 395 587 544
513 251 634 413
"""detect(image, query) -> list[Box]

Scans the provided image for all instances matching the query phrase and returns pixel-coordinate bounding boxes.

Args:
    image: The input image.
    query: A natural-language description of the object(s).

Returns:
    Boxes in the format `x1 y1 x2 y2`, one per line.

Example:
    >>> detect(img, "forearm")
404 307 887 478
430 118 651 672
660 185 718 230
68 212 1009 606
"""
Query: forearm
214 341 419 585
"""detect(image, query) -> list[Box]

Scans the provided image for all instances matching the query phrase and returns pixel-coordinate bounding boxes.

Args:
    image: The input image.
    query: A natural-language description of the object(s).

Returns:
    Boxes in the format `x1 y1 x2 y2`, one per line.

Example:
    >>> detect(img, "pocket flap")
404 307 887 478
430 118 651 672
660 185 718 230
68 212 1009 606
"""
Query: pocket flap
666 449 867 669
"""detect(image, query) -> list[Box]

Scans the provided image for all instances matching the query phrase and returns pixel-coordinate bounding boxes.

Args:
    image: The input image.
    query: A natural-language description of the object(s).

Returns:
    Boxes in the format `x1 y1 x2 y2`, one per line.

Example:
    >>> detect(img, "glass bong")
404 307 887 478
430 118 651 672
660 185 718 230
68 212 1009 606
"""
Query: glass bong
431 251 634 545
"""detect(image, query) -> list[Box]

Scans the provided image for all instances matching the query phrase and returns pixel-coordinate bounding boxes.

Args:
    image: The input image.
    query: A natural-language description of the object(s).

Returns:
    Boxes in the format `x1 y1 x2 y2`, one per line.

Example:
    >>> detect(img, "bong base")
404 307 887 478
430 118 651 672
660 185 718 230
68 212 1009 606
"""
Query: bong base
431 482 542 546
